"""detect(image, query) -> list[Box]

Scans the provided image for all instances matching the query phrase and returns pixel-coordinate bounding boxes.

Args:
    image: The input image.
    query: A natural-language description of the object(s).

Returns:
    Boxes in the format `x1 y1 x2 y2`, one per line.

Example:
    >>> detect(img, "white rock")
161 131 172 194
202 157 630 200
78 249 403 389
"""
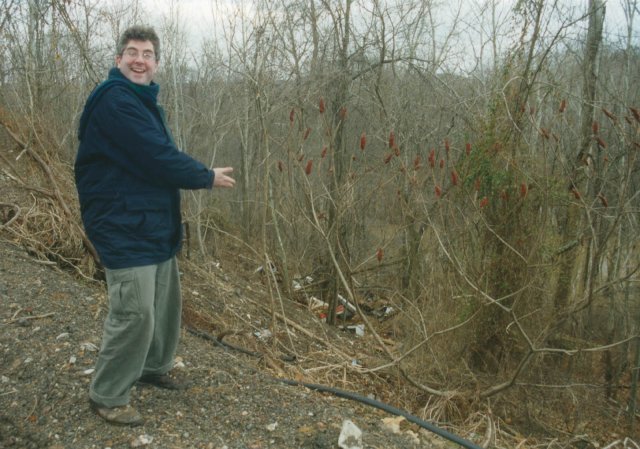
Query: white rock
338 419 363 449
80 342 99 352
173 356 185 369
56 332 70 340
266 422 278 431
130 434 153 447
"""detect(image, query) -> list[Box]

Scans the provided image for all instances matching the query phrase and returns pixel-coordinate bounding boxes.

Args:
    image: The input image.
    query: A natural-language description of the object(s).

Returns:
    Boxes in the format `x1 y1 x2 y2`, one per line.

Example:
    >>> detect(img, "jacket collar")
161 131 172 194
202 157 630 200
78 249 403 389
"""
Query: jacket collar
78 68 161 140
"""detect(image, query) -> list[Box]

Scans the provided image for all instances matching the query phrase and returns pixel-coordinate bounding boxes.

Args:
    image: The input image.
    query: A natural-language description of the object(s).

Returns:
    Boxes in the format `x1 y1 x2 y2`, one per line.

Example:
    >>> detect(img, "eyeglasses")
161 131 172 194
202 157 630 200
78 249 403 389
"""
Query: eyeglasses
122 48 156 61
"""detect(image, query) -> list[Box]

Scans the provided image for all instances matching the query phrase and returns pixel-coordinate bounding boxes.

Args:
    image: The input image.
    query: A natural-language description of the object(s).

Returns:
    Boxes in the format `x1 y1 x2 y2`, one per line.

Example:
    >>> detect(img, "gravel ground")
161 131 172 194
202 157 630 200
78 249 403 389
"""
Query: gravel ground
0 241 463 449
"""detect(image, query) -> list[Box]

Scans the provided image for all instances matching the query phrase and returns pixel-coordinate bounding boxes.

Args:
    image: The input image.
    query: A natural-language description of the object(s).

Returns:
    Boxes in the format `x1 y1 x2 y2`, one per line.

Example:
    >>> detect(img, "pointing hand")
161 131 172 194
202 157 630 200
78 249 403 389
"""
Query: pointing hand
213 167 235 188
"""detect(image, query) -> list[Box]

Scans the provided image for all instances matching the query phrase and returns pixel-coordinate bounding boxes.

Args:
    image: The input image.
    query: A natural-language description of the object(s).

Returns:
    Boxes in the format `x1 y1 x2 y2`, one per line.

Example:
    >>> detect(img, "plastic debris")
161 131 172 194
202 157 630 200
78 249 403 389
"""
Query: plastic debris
338 419 363 449
254 329 273 340
293 275 314 291
337 294 357 315
374 306 395 319
346 324 365 337
255 262 277 275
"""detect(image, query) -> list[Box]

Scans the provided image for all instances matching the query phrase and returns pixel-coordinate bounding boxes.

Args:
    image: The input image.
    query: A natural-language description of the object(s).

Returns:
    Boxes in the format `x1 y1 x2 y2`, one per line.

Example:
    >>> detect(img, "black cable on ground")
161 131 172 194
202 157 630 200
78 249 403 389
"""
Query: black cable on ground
187 325 483 449
186 326 262 357
274 378 483 449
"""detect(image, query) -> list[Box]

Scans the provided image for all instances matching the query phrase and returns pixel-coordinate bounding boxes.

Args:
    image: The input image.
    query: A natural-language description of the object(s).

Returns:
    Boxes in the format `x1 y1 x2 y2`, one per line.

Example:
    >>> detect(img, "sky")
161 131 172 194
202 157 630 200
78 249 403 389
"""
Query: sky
134 0 638 54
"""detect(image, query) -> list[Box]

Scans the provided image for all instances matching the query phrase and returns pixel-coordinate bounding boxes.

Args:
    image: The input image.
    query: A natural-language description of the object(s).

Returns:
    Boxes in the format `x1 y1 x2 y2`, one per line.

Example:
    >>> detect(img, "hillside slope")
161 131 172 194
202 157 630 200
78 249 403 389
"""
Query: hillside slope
0 240 466 449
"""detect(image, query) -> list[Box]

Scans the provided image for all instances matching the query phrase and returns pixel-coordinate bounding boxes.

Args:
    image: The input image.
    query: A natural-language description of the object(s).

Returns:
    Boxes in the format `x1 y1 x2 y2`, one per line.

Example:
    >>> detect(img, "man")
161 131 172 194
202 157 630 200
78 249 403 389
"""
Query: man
75 25 235 426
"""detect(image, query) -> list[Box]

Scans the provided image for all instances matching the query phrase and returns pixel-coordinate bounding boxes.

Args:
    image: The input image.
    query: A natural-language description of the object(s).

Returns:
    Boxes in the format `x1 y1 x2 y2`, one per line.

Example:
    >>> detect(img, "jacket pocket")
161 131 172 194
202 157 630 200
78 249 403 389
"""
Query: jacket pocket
124 196 172 237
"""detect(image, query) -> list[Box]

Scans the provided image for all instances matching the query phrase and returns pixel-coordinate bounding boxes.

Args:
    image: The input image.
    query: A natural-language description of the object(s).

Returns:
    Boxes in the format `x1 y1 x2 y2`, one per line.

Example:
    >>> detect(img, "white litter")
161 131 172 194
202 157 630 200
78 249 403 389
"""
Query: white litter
338 419 363 449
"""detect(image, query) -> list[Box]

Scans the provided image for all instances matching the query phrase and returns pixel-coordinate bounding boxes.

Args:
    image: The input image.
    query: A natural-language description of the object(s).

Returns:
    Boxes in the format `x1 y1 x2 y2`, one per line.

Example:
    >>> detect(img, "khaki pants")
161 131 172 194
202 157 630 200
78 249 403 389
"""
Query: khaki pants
90 257 181 407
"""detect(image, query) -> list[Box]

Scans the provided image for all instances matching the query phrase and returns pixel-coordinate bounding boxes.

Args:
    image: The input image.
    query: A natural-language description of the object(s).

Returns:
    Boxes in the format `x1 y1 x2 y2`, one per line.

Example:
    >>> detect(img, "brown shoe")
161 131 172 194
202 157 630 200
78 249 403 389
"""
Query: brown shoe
138 373 190 390
90 399 144 426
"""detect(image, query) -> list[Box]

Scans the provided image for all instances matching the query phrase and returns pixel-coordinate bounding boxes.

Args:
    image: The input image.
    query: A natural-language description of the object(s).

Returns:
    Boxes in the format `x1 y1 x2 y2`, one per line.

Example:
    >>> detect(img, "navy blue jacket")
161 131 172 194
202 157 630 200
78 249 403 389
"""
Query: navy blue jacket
75 68 214 269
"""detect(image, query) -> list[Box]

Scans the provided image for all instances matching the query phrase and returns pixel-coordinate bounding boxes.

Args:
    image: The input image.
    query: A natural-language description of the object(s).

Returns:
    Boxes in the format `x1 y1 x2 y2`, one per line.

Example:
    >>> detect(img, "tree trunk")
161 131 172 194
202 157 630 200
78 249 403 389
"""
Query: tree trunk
552 0 604 312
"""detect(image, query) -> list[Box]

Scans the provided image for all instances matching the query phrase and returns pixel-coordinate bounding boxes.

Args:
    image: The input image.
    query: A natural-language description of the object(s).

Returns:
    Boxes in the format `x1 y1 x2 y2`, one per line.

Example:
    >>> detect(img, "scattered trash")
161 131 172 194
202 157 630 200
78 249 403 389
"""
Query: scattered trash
293 275 314 291
318 304 353 322
56 332 69 340
254 329 272 340
374 306 395 319
307 296 326 310
68 356 76 365
130 434 153 447
255 262 277 275
82 368 95 376
337 294 357 315
338 419 363 449
346 324 365 337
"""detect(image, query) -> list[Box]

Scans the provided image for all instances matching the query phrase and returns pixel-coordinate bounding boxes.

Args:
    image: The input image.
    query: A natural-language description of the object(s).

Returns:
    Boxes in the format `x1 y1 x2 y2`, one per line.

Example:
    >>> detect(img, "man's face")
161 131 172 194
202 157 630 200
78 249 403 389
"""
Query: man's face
115 40 158 86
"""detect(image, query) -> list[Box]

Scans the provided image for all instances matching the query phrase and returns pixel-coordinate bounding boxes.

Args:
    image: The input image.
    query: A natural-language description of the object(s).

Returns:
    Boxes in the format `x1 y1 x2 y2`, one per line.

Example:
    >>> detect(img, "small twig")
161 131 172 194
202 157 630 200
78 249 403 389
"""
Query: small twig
481 414 495 449
10 307 23 321
3 312 54 325
0 202 21 229
0 389 18 397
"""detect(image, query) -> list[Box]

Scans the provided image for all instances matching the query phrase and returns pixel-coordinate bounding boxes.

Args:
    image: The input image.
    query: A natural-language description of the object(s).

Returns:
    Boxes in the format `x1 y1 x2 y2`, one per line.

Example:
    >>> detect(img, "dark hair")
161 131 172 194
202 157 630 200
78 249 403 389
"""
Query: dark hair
117 25 160 61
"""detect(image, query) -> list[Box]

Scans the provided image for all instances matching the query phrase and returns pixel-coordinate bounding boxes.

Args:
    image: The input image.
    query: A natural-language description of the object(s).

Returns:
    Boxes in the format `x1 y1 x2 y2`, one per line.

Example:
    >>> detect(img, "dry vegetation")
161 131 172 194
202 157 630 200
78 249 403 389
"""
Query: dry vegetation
1 0 640 448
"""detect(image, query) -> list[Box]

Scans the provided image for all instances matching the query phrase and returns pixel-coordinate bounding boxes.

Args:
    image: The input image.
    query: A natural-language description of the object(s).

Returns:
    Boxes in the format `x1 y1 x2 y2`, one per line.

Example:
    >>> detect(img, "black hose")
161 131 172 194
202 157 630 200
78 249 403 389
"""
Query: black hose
188 325 483 449
186 326 263 357
274 378 483 449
